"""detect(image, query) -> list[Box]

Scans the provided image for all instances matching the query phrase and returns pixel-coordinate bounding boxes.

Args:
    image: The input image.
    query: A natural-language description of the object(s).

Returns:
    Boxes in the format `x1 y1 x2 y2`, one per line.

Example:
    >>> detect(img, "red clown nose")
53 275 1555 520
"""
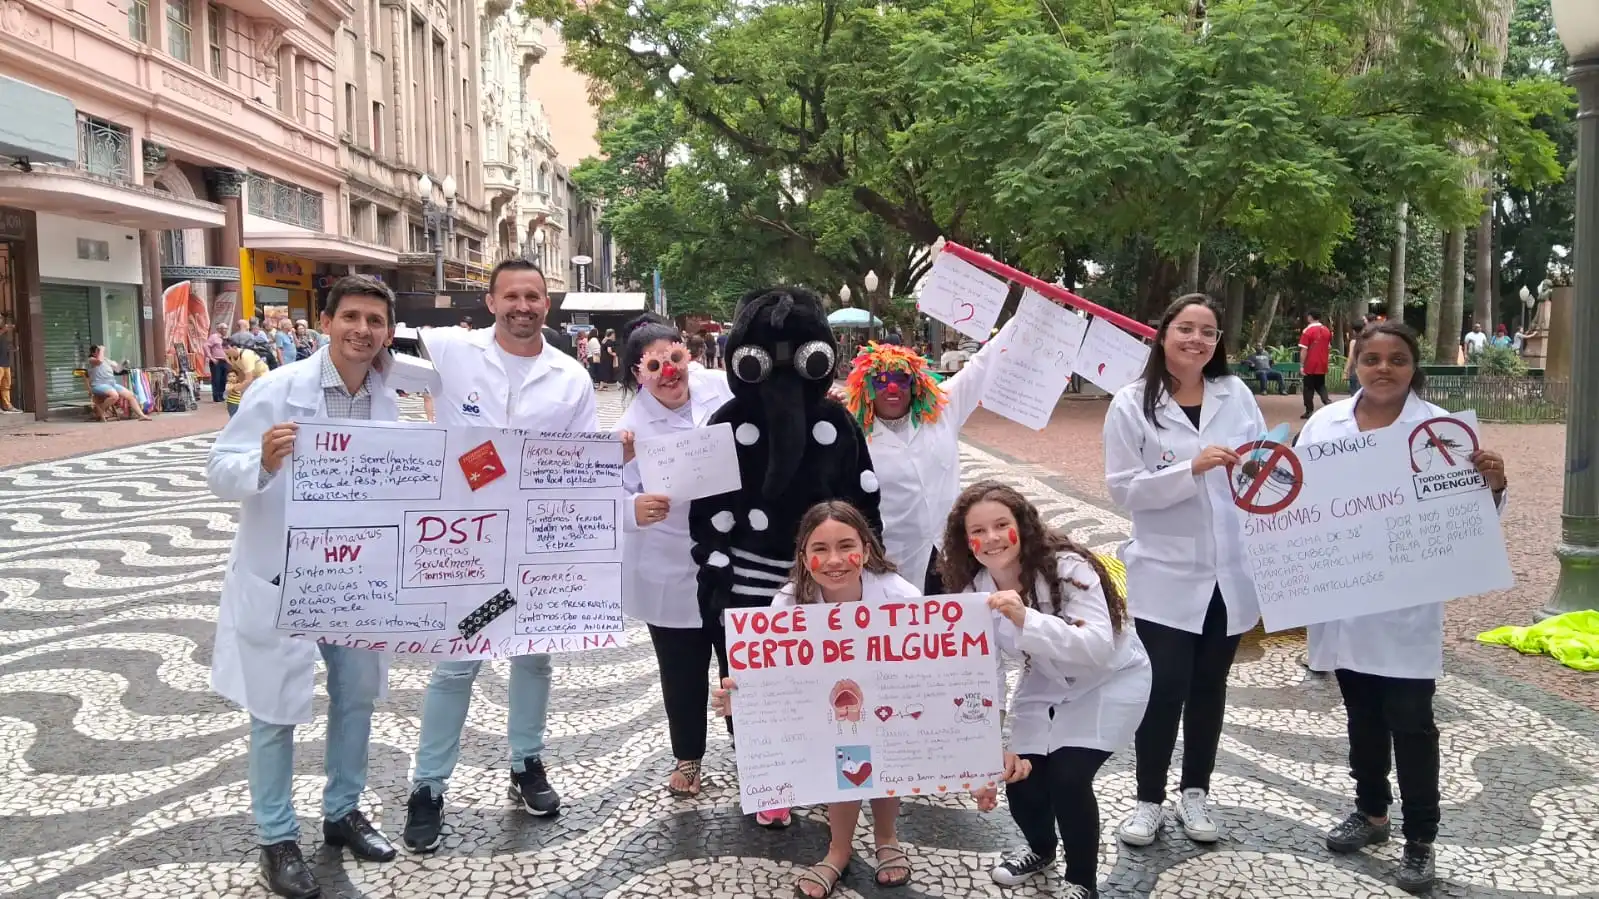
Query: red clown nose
661 363 678 379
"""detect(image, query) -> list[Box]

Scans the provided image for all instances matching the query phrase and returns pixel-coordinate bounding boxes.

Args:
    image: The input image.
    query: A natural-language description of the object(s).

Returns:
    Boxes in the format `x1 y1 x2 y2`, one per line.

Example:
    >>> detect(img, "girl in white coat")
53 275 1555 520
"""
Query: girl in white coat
614 313 735 799
1301 321 1506 894
1102 294 1266 847
948 482 1150 899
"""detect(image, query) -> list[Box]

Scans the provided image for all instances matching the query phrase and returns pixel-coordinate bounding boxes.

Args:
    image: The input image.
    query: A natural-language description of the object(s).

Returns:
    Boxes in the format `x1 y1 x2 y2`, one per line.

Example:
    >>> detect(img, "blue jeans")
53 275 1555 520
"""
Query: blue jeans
412 654 554 797
248 643 383 844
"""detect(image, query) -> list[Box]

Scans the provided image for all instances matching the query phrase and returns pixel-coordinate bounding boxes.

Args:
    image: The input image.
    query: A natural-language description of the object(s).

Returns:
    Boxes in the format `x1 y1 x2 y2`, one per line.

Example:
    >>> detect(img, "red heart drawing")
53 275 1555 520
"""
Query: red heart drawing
953 697 964 706
961 783 971 789
842 762 873 786
911 787 922 794
886 789 896 796
1097 362 1107 375
874 705 894 722
953 302 976 326
981 698 993 708
909 710 923 720
937 785 948 792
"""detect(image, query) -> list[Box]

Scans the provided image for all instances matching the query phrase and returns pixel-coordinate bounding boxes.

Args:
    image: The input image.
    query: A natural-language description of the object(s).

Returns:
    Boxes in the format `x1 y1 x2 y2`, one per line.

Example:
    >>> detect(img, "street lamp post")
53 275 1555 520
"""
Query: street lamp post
533 227 546 271
1546 0 1599 616
417 174 457 291
864 270 880 343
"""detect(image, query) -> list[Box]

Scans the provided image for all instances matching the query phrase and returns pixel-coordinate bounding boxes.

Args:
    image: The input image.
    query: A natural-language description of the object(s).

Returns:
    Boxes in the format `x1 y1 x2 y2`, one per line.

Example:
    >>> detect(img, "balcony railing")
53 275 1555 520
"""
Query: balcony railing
78 116 132 183
247 172 324 231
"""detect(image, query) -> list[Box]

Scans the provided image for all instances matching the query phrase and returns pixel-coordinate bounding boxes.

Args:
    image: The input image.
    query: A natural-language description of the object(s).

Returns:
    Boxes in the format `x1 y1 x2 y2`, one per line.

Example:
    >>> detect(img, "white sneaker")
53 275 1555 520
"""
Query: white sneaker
1116 801 1165 846
1175 788 1220 843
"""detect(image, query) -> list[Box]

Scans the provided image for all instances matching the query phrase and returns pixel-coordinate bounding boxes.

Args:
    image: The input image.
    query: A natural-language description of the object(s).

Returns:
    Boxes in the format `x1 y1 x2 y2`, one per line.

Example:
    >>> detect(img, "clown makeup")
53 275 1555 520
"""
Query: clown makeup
803 518 869 601
636 340 692 409
870 369 915 421
965 500 1023 575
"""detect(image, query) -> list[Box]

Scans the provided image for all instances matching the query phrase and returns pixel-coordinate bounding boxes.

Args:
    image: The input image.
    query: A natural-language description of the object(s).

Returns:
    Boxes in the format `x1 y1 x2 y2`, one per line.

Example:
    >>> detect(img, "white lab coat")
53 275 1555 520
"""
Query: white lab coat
206 349 401 726
966 553 1151 755
1301 392 1507 680
1103 375 1266 635
617 369 736 628
869 318 1013 577
769 569 922 607
422 326 597 431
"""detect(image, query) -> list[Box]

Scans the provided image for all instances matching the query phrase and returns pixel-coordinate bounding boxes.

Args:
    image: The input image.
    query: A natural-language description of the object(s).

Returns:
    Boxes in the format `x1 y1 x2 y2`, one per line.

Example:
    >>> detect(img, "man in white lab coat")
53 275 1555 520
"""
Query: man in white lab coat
402 259 597 853
207 275 402 899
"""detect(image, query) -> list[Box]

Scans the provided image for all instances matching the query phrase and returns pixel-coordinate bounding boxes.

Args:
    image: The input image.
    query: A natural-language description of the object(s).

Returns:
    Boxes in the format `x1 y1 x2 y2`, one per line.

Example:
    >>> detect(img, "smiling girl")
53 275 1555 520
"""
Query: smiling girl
942 481 1150 899
1299 321 1506 894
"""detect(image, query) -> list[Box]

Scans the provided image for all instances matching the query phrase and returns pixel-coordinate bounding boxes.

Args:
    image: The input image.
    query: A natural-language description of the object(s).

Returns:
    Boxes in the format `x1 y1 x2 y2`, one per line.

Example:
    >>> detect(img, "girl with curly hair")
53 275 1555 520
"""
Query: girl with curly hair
942 481 1151 899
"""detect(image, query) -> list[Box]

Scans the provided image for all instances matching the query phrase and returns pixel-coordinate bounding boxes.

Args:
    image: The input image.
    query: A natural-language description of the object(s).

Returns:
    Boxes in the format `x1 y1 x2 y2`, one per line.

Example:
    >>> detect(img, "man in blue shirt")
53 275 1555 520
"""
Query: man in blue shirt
274 317 298 365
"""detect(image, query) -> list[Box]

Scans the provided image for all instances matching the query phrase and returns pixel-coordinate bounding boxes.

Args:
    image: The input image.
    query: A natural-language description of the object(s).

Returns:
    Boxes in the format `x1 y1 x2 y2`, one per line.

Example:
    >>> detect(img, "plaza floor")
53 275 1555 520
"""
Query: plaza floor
0 388 1594 897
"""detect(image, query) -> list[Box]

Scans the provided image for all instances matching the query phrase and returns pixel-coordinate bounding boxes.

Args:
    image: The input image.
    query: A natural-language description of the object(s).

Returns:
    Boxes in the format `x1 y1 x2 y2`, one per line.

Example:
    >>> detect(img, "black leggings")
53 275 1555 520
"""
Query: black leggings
1132 590 1243 803
1006 746 1112 889
1337 670 1440 843
648 622 731 761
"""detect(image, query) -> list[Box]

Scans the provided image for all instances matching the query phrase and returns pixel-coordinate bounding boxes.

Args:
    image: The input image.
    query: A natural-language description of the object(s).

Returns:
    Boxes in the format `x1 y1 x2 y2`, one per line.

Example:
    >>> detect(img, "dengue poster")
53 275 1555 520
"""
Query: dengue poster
726 596 1004 814
916 253 1009 342
1076 317 1150 394
981 290 1089 430
1229 410 1512 631
277 419 626 658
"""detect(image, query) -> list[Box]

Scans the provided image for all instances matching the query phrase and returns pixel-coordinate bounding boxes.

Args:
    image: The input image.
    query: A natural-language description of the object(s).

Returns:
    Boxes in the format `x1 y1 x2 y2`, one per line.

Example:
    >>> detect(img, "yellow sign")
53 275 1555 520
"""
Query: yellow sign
250 250 313 289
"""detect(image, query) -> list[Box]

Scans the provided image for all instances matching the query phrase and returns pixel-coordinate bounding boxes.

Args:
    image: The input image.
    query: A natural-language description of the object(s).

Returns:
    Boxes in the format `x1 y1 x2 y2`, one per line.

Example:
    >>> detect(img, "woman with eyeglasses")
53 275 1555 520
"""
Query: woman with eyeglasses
1102 294 1266 848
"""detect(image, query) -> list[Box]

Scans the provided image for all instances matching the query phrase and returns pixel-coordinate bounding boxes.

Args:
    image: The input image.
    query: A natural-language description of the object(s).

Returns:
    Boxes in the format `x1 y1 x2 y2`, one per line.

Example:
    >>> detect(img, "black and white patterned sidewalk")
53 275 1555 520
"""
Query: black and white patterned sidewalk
0 389 1594 897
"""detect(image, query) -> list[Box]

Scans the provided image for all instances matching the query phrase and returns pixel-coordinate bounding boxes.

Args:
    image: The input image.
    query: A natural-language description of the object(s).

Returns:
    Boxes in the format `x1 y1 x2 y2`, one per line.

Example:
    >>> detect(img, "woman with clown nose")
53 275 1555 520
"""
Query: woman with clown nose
613 313 736 798
837 318 1016 592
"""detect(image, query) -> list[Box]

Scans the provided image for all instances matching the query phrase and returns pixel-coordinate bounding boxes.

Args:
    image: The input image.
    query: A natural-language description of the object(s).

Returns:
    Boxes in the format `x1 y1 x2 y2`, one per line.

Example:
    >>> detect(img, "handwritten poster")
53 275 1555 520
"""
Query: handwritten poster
917 253 1009 342
635 423 742 501
278 419 626 658
981 290 1090 430
1076 318 1151 394
1233 410 1512 631
727 595 1004 814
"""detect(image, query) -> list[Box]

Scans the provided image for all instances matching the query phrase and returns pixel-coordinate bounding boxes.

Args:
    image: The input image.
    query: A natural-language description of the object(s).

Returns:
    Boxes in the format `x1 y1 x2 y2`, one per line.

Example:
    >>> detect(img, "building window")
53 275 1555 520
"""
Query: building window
344 84 356 137
160 230 185 266
377 211 395 247
536 164 548 195
129 0 149 43
409 224 427 253
77 115 132 182
207 4 225 78
167 0 193 63
371 101 384 155
246 171 324 230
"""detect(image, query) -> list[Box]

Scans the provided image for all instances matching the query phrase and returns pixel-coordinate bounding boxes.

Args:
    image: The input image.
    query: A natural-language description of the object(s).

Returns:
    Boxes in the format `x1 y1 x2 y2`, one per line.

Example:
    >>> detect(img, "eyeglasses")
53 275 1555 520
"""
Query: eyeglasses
1170 323 1222 345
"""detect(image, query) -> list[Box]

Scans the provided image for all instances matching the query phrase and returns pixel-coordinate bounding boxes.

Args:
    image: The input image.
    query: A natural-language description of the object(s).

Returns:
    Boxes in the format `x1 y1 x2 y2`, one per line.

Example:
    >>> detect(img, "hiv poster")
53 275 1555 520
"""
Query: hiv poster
726 596 1005 814
1229 410 1513 631
276 419 625 658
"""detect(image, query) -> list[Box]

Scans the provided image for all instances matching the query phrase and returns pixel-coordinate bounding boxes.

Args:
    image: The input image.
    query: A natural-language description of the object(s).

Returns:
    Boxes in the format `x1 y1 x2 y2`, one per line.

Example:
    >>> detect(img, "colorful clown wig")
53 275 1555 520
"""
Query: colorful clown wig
845 342 946 432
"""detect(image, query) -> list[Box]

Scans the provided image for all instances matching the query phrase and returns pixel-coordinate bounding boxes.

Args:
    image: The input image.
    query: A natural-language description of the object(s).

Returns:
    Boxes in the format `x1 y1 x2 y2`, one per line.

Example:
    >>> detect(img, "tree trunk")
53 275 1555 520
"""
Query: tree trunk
1473 204 1494 328
1436 227 1466 362
1387 200 1408 320
1224 277 1247 357
1183 245 1201 295
1250 290 1280 349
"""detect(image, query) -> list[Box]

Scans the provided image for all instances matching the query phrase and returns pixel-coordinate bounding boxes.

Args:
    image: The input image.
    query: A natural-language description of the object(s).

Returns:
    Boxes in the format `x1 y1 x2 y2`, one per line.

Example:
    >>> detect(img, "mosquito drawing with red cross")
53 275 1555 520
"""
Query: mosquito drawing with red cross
1227 423 1304 515
1407 417 1479 474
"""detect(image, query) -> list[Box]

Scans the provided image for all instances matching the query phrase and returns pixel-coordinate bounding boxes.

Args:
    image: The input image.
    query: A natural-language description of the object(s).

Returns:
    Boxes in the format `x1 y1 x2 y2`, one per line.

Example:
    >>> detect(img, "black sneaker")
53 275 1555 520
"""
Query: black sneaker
1395 841 1436 893
510 757 561 816
401 786 444 854
990 847 1056 886
258 840 320 899
1325 811 1391 854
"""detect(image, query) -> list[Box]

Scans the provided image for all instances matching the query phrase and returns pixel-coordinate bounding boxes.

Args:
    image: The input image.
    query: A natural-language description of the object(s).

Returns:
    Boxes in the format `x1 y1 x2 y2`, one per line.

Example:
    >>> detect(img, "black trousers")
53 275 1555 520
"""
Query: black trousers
923 548 945 595
209 359 228 403
648 621 732 761
1132 590 1243 803
1335 670 1440 843
1302 373 1330 413
1006 746 1112 889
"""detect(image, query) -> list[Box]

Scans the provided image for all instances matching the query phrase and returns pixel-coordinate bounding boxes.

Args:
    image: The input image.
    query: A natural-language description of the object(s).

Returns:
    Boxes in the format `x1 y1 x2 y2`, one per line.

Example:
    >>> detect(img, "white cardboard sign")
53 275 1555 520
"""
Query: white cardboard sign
1234 410 1512 631
980 290 1090 430
278 419 626 658
635 422 742 501
726 595 1004 814
1076 317 1151 394
917 253 1009 342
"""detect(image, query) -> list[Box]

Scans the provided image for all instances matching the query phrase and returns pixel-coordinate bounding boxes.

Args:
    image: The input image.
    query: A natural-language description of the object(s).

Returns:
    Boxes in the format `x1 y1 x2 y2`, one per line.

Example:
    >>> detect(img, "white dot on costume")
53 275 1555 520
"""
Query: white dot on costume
711 511 736 533
708 551 731 568
735 423 760 445
749 509 769 531
860 470 880 493
812 421 838 445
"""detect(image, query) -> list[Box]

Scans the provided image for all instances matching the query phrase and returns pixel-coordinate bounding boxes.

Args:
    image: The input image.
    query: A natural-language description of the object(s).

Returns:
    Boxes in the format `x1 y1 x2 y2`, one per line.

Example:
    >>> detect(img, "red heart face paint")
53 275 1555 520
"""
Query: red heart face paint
1007 528 1019 546
847 553 862 568
969 537 984 555
808 555 823 572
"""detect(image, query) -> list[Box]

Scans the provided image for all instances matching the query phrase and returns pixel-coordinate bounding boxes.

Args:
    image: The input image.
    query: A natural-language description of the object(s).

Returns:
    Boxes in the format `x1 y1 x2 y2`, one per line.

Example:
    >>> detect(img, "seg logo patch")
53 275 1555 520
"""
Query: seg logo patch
461 390 482 416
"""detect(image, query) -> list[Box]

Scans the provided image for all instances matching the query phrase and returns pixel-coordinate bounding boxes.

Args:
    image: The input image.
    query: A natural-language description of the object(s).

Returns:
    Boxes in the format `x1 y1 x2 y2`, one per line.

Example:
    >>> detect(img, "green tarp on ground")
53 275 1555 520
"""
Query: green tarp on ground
1478 611 1599 672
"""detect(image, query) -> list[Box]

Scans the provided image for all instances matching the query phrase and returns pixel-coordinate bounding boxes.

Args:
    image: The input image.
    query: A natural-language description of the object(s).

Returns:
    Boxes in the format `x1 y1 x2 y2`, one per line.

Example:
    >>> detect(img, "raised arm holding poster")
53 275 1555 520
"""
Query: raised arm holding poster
1229 410 1513 631
725 595 1004 814
278 418 626 657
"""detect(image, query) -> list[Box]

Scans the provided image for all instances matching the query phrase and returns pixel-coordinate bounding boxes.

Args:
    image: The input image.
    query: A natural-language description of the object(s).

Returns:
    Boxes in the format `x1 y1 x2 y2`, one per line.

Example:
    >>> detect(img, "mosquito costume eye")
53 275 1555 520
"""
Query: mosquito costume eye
732 346 773 383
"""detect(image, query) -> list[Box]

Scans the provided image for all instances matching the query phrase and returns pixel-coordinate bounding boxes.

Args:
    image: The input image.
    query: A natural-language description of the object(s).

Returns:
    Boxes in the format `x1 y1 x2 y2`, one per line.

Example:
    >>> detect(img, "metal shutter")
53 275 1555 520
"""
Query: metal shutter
40 284 92 409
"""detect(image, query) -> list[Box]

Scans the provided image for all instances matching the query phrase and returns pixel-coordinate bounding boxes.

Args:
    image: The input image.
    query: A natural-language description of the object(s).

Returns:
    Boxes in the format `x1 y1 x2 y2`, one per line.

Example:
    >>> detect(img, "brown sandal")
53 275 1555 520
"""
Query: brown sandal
666 759 702 798
874 844 912 888
793 860 847 898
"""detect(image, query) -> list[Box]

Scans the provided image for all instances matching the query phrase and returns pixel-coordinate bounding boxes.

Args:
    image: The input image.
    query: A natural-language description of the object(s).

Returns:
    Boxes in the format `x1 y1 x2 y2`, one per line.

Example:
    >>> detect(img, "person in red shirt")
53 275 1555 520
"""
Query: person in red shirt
1298 310 1332 419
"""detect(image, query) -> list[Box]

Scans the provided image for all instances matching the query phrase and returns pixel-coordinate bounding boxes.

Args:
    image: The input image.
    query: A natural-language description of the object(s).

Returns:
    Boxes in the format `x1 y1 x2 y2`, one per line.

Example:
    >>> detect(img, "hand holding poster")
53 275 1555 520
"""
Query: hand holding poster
1076 317 1151 394
726 595 1004 814
1231 410 1512 631
635 423 742 500
279 420 626 658
980 290 1089 430
916 253 1009 342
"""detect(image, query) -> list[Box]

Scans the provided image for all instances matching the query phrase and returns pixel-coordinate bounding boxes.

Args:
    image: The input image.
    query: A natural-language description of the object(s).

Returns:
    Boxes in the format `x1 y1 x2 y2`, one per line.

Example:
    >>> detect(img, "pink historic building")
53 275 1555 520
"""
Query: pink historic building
0 0 396 417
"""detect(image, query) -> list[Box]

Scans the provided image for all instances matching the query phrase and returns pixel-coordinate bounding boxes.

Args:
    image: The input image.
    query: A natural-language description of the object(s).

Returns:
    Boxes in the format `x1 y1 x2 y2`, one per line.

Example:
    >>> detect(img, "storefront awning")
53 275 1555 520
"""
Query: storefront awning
0 170 225 230
558 292 648 312
245 233 399 265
